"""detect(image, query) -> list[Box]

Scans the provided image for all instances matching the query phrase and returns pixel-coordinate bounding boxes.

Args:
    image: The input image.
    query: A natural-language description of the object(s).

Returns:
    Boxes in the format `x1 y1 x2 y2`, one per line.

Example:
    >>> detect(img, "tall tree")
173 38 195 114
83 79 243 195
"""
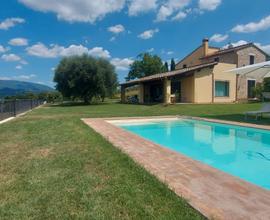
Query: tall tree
163 62 169 72
170 58 176 71
126 53 165 81
54 55 118 103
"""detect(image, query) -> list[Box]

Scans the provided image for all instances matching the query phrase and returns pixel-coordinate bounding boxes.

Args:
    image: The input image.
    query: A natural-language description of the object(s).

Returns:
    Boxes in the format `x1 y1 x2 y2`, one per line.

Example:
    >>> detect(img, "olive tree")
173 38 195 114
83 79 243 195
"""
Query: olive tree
54 55 118 103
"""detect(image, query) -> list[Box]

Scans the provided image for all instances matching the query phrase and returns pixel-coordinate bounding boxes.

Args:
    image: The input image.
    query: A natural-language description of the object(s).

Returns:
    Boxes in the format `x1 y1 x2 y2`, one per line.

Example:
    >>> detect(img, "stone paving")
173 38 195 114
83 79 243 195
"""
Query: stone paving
82 116 270 220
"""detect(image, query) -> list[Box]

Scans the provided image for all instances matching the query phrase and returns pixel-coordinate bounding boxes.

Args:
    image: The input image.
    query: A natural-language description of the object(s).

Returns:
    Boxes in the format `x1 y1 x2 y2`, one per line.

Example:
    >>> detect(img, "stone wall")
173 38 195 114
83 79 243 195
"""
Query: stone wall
237 46 267 67
237 75 265 101
203 51 237 65
236 46 267 100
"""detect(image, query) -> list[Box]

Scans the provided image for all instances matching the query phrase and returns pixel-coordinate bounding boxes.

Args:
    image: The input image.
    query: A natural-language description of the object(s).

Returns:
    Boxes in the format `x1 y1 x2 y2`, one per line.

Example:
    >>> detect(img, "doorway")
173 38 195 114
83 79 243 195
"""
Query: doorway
247 79 256 99
171 81 181 103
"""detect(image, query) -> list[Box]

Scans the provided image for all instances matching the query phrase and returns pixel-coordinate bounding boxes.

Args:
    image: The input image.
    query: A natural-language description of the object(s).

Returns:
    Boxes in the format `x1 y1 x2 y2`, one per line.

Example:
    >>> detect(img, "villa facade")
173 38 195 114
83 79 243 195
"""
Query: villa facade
121 39 269 104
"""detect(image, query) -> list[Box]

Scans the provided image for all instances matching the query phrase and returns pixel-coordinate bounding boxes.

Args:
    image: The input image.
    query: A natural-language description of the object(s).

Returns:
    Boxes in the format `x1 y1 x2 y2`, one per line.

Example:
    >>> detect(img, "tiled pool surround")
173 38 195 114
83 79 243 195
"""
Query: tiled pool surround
82 116 270 220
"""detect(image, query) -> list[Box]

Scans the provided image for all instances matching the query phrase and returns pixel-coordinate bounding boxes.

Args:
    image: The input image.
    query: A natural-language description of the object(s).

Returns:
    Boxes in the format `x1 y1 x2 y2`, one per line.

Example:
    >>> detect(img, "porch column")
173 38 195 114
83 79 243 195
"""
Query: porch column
139 83 144 104
121 86 126 103
163 78 171 104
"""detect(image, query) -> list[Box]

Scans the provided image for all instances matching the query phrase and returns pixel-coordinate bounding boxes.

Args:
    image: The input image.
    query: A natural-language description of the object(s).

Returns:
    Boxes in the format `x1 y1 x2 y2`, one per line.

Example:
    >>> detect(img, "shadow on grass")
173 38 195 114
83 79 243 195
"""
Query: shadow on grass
49 101 163 108
205 114 270 125
49 101 113 107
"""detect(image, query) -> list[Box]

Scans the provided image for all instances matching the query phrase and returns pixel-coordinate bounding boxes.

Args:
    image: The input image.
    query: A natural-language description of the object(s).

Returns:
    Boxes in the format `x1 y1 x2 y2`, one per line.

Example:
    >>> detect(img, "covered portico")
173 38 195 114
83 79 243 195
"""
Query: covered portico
120 62 217 104
121 77 173 104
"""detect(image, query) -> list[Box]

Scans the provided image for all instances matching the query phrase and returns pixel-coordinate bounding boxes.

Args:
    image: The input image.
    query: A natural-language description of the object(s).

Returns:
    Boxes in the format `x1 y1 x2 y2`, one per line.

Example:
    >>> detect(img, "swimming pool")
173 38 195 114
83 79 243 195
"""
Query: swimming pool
118 118 270 190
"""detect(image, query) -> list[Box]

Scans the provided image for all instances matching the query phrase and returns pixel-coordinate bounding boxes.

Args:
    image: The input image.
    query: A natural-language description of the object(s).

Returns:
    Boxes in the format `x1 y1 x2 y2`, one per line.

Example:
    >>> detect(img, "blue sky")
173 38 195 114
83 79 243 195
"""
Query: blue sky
0 0 270 87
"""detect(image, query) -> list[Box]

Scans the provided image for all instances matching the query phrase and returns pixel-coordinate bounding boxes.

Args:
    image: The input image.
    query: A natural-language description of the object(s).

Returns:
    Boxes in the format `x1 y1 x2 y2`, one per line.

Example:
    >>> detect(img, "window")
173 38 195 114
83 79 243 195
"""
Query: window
183 64 187 68
214 57 220 62
249 55 255 65
215 81 229 97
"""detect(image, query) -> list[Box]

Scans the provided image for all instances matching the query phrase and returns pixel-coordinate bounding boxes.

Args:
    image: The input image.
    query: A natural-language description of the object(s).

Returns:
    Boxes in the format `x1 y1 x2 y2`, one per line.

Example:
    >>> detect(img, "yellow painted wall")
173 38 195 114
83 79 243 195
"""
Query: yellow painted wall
208 47 219 55
163 78 171 104
194 68 213 103
213 63 237 103
181 76 194 103
176 46 204 69
176 46 219 70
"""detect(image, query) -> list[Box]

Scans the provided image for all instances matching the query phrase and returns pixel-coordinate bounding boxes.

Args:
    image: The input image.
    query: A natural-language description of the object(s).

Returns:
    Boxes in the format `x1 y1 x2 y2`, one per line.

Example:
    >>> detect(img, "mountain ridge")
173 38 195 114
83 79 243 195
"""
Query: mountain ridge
0 80 54 97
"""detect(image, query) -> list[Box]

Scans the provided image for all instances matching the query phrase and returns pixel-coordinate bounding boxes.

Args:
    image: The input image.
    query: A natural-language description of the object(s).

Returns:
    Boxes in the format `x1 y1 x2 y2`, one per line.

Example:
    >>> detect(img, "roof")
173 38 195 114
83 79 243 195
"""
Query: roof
175 45 219 67
202 43 269 58
121 62 218 86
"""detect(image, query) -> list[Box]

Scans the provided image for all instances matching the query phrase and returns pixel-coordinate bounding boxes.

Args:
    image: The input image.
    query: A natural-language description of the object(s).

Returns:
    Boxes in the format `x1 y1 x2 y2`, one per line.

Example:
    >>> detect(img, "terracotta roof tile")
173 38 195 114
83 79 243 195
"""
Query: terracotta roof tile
203 43 256 58
121 62 218 86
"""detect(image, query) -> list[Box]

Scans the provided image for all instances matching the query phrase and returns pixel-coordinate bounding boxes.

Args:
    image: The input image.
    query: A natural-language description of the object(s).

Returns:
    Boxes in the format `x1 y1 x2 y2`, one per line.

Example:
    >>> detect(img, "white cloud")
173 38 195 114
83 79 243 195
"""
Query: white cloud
20 60 28 65
19 0 125 23
128 0 157 16
9 38 29 46
232 15 270 33
111 58 134 71
172 11 187 21
110 36 116 42
255 43 270 55
88 47 111 58
156 0 190 22
108 24 125 34
16 65 23 70
17 74 36 80
156 6 172 22
138 28 159 39
60 45 89 57
0 74 36 81
0 76 11 80
222 40 248 49
0 17 25 30
199 0 221 11
1 54 22 62
147 48 155 52
0 45 9 53
26 43 111 59
26 43 62 58
210 33 228 43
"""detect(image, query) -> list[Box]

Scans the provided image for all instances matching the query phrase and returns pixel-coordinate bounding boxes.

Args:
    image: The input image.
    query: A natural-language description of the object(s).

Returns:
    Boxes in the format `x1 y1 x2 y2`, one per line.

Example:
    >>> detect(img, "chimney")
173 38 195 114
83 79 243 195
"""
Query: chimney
202 38 209 56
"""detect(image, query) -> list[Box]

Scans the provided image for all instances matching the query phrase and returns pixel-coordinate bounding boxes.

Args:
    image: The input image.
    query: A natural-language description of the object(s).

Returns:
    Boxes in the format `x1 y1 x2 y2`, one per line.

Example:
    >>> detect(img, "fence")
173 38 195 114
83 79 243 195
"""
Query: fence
0 99 44 121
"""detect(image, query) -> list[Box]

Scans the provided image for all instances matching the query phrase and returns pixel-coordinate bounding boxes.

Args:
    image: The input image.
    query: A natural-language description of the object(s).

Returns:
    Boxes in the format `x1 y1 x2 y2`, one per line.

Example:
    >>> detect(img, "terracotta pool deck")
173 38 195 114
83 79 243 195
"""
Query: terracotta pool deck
82 116 270 220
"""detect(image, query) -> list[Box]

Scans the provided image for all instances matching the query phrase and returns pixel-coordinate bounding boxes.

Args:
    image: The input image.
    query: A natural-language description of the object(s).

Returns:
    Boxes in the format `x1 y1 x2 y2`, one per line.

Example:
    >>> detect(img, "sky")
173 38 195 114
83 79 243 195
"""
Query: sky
0 0 270 87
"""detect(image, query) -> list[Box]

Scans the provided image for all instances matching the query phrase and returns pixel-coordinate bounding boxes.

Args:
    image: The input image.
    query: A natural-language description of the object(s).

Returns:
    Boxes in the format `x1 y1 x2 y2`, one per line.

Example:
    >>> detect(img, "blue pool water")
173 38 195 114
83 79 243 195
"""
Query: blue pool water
118 119 270 190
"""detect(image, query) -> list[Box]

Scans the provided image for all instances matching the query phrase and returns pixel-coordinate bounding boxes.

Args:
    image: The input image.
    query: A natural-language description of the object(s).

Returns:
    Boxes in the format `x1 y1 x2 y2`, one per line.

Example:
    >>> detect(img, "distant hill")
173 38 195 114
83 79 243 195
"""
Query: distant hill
0 80 54 98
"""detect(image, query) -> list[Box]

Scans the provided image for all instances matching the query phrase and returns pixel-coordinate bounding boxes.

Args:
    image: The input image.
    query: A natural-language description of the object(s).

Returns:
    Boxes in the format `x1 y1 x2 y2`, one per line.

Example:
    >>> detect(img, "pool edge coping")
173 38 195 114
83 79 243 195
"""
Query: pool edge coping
82 116 270 220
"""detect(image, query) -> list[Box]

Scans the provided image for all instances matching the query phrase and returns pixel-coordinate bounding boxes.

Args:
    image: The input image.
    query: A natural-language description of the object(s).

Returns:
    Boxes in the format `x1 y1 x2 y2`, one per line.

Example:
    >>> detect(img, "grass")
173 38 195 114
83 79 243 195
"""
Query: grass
0 101 269 219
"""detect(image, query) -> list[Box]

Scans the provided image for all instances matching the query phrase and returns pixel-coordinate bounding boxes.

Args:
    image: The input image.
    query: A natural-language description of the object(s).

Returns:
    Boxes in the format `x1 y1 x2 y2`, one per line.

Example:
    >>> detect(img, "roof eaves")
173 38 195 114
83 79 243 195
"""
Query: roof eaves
202 43 254 59
120 62 218 86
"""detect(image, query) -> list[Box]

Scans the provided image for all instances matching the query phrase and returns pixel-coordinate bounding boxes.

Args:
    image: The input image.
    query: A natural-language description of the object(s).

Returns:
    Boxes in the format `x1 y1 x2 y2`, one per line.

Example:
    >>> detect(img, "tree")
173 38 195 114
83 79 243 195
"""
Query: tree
170 58 176 71
54 55 118 103
263 77 270 92
126 53 165 81
4 91 63 103
163 62 169 72
38 91 63 103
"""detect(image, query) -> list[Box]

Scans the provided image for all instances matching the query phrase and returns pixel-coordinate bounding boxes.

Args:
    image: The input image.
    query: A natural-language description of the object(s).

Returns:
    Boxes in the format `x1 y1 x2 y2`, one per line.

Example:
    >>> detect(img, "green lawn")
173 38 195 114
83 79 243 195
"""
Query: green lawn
0 102 269 219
